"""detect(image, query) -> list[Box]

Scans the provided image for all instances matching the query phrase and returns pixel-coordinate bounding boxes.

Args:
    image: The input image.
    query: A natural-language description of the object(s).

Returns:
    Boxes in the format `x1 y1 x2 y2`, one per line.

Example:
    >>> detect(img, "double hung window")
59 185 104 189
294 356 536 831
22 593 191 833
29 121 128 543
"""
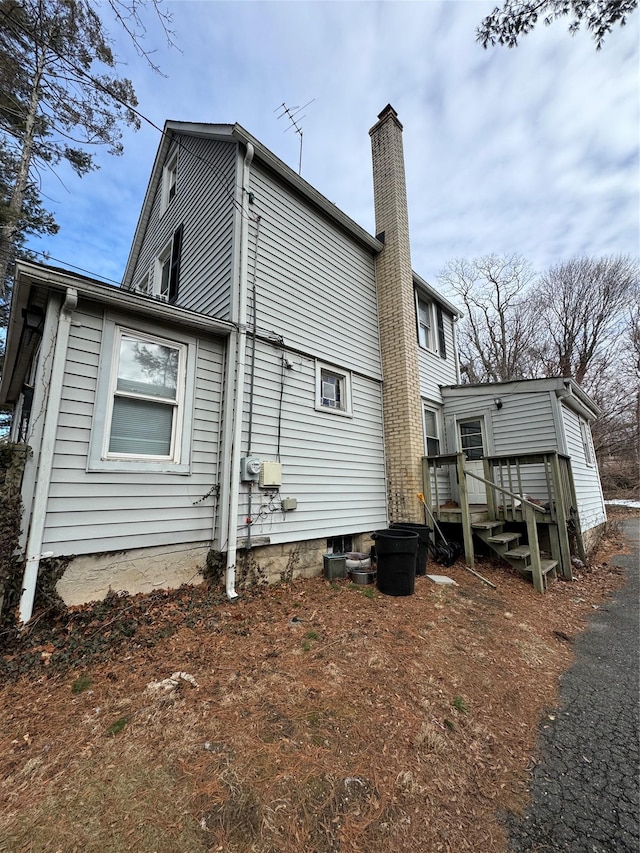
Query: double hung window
134 225 183 303
417 296 434 350
423 406 441 455
161 148 178 214
416 292 448 358
106 329 185 460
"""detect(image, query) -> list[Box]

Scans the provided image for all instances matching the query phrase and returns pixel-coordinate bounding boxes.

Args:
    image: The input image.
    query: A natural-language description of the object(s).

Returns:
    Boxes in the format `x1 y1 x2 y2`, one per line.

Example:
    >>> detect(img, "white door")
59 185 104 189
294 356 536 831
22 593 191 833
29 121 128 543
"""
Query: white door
458 418 486 504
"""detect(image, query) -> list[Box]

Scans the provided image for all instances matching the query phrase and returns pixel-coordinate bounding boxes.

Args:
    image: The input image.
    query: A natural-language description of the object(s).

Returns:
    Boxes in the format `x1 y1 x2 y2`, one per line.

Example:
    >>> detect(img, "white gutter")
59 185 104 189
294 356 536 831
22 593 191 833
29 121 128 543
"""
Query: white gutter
19 287 78 624
225 142 254 600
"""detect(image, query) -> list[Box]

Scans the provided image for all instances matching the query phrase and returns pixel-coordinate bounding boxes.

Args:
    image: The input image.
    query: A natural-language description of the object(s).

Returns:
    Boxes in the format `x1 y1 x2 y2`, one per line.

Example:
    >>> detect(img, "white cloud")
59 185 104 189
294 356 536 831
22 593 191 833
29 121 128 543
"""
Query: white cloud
26 0 639 287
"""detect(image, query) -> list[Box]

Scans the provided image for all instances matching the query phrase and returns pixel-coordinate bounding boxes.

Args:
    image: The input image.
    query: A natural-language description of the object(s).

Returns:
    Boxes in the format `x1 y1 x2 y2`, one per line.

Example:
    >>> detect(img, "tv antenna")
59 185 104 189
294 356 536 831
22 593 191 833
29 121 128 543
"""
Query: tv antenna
275 99 315 175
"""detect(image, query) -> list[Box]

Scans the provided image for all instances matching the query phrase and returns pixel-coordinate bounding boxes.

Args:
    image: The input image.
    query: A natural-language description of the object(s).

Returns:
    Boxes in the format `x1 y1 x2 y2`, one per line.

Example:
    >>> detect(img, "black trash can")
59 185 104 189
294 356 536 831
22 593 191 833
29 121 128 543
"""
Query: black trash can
372 529 419 596
390 522 431 576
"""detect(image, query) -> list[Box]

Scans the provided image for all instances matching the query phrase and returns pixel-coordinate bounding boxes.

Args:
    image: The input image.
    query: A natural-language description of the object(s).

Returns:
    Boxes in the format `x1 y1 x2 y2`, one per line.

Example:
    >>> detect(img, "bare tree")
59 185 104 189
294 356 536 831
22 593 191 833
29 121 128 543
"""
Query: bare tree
477 0 637 50
438 254 538 383
530 255 639 386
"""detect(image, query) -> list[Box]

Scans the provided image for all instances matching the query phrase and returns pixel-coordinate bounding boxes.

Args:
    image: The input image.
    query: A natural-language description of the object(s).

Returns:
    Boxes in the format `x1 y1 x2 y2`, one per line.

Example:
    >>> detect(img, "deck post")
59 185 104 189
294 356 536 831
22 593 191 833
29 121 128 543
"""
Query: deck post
565 460 587 562
550 453 573 579
457 453 475 568
483 456 496 518
525 504 544 593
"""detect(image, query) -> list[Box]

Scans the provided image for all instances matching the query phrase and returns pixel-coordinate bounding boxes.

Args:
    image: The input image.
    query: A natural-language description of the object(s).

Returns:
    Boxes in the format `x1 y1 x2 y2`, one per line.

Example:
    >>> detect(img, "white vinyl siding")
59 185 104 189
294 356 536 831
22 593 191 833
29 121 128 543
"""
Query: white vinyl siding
235 340 387 541
127 136 236 319
562 405 606 532
40 302 225 556
442 389 560 500
417 307 457 401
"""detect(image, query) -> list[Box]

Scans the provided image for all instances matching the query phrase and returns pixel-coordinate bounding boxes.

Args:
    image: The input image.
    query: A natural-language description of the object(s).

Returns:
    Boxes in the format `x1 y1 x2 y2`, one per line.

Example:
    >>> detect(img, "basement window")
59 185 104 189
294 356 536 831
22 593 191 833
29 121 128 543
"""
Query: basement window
315 361 352 416
327 535 353 554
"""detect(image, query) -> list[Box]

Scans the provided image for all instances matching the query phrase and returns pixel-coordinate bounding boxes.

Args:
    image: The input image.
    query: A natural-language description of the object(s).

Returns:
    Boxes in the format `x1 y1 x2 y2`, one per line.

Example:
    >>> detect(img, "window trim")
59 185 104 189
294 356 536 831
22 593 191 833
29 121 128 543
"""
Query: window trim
416 292 436 352
104 327 185 463
422 404 441 456
155 240 173 301
134 270 152 296
134 225 183 304
88 317 196 474
160 147 178 215
579 417 596 467
315 361 353 417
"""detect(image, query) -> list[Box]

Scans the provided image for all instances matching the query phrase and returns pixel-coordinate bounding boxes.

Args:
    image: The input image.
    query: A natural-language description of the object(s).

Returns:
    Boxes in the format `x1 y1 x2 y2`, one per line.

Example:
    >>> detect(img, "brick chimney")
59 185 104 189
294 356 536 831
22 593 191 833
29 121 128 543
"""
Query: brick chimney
369 105 424 522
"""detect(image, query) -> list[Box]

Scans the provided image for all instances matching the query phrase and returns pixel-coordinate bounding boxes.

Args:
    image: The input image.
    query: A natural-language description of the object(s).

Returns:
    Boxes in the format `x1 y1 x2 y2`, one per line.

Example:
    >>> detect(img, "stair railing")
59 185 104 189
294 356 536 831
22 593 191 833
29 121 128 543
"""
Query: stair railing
461 464 547 592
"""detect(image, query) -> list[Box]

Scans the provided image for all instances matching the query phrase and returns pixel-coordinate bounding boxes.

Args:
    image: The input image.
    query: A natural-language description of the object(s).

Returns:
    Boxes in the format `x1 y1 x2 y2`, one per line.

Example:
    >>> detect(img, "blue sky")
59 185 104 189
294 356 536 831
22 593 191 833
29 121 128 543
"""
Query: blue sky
29 0 639 289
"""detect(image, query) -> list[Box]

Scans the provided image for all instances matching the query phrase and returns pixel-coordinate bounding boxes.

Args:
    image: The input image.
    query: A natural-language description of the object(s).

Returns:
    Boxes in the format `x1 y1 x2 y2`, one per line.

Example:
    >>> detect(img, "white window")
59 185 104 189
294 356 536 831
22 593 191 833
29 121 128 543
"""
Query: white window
580 418 595 467
416 295 434 350
104 329 186 461
161 148 178 214
88 320 197 474
134 226 183 303
155 241 173 301
134 270 152 296
315 361 352 416
423 406 441 456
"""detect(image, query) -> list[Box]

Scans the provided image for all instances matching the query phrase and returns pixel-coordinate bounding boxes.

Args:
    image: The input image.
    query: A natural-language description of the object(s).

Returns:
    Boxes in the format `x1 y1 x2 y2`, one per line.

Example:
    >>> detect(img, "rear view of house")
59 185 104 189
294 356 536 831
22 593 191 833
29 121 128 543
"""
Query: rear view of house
0 106 607 622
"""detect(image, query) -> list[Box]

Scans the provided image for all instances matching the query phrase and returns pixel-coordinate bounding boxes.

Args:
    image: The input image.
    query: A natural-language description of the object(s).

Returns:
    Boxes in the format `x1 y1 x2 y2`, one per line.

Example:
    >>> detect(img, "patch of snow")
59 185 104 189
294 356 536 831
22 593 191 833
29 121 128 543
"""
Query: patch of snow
605 499 640 509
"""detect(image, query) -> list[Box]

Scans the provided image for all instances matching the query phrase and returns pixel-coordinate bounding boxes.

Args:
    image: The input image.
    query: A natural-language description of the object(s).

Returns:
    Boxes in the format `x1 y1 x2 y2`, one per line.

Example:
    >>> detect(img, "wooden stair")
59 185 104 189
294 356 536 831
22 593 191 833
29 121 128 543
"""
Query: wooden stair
472 520 558 592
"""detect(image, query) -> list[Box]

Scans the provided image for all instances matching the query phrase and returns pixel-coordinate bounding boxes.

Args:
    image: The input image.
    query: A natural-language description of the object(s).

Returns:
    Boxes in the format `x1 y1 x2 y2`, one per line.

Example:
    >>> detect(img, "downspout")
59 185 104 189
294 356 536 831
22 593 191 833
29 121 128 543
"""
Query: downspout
452 315 461 384
245 215 262 552
225 142 254 600
19 287 78 624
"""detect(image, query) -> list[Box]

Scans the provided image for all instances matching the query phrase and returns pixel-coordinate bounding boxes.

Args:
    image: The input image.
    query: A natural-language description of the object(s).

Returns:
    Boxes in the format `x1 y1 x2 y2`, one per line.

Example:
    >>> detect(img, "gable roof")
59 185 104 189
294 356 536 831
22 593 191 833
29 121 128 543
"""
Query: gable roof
122 121 385 290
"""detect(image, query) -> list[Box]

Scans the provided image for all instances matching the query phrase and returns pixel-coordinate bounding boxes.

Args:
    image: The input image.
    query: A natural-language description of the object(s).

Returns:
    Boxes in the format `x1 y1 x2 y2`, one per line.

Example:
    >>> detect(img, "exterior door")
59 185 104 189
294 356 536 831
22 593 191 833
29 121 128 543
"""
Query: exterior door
458 418 486 504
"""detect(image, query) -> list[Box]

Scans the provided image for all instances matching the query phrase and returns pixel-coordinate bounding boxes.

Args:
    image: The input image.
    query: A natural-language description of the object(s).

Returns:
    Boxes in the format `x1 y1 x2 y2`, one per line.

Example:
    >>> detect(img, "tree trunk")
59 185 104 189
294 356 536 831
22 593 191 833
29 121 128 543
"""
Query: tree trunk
0 44 48 299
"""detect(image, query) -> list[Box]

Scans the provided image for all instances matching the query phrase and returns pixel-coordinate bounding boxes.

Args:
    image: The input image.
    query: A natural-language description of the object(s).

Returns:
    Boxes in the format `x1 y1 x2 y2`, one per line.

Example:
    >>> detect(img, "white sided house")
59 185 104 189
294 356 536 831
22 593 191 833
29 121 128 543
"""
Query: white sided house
0 106 606 621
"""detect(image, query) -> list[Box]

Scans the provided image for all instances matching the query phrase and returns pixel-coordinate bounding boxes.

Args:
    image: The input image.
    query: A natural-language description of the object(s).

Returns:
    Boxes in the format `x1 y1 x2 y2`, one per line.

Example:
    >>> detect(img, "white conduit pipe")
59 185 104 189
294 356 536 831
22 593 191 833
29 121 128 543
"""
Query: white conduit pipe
225 142 254 600
19 287 78 624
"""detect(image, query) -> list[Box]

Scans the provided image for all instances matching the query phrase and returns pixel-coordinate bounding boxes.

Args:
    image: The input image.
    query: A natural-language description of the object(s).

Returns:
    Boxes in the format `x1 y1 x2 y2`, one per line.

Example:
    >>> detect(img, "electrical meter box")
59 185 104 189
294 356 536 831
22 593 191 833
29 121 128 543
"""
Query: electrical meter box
240 456 261 482
259 461 282 488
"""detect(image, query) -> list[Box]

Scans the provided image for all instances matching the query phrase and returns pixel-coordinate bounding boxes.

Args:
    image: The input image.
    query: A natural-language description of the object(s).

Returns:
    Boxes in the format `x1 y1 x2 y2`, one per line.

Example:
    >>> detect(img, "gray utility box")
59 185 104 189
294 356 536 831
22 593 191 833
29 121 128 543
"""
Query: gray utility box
323 554 347 581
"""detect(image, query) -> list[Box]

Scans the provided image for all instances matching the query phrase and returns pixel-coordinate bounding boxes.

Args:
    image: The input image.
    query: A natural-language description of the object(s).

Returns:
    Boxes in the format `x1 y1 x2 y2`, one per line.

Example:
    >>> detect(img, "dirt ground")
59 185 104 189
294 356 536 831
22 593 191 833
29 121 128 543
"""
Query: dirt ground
0 507 636 853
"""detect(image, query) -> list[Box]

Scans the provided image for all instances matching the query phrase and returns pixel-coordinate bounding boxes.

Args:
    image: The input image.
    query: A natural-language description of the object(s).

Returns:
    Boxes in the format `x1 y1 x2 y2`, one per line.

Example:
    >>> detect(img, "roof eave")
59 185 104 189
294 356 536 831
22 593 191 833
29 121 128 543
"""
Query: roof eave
1 261 235 404
413 272 462 317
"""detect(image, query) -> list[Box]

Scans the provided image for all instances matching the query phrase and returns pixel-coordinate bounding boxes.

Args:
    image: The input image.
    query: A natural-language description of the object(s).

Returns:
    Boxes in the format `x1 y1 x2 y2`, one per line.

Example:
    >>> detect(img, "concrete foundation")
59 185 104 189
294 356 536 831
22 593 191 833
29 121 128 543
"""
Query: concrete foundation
56 543 208 606
55 533 376 606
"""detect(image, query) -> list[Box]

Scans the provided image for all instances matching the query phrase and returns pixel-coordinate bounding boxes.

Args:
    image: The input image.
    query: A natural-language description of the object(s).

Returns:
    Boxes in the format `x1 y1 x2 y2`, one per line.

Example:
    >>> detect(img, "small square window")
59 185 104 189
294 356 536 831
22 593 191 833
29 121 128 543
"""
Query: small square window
315 361 352 416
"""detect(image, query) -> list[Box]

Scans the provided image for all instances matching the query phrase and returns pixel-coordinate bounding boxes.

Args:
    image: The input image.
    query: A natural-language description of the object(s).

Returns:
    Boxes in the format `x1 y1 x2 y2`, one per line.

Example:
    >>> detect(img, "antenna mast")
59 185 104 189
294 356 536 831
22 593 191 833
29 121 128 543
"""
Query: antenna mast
275 100 315 175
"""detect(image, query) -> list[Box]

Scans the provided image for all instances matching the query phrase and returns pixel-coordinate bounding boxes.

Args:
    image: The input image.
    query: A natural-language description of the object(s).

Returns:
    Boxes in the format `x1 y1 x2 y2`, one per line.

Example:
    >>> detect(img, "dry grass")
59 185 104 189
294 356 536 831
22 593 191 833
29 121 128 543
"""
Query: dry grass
0 509 634 852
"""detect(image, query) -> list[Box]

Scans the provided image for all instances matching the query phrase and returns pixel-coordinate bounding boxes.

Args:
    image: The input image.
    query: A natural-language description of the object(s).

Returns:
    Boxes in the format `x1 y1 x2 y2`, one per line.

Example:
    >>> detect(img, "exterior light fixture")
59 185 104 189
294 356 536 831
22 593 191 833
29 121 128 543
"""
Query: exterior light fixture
22 305 45 335
494 397 503 410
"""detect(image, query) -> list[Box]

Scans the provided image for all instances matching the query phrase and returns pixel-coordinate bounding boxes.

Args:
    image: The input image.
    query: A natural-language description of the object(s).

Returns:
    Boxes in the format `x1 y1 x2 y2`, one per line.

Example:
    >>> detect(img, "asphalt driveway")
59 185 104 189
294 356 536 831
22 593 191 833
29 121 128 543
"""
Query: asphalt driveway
506 517 640 852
